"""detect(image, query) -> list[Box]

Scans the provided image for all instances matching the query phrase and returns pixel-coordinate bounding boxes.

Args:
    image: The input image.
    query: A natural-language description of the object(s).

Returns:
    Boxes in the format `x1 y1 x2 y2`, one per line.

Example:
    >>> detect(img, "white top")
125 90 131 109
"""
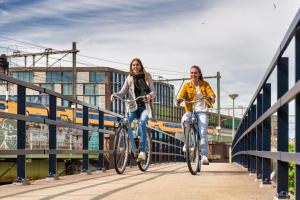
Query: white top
194 86 208 112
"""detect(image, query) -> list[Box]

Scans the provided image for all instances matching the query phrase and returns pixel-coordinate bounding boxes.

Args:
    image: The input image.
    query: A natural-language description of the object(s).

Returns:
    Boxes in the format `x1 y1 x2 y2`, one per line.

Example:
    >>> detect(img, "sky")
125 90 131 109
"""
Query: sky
0 0 300 118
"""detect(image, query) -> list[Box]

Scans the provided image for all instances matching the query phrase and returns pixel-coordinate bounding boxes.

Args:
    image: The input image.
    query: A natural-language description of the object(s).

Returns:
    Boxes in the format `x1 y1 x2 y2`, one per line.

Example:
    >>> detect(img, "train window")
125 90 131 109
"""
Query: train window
0 103 5 110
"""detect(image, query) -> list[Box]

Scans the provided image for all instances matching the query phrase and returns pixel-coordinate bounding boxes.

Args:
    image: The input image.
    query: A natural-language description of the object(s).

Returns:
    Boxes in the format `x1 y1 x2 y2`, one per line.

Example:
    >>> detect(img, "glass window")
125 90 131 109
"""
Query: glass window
10 72 18 79
46 72 61 83
11 72 33 83
84 84 99 96
62 100 69 107
90 72 104 83
41 96 49 105
40 83 54 91
89 96 95 106
84 84 94 95
62 72 73 83
95 96 100 107
26 96 39 103
62 84 72 95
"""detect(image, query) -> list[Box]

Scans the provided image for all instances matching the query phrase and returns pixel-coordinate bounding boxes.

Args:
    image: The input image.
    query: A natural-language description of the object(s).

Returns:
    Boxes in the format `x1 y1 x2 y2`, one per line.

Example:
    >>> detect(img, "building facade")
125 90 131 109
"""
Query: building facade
2 66 183 122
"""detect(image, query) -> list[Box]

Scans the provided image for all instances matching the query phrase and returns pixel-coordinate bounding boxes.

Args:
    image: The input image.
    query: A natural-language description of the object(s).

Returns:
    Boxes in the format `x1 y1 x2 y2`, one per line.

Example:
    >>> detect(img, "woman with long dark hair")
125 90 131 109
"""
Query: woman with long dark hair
111 58 155 161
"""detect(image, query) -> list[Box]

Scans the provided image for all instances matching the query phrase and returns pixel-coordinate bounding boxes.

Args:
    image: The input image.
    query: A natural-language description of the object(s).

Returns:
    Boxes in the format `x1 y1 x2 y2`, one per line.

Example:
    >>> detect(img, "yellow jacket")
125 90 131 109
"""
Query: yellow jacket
177 80 216 112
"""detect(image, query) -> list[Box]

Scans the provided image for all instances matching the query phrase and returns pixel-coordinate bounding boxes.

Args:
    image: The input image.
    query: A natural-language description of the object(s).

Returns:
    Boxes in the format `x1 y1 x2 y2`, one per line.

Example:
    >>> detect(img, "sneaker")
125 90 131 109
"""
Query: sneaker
201 155 209 165
137 152 146 162
182 144 186 152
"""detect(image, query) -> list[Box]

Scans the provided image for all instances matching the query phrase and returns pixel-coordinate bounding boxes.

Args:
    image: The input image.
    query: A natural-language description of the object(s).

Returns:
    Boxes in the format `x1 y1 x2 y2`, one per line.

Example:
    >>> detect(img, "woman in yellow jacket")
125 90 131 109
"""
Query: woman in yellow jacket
176 65 216 165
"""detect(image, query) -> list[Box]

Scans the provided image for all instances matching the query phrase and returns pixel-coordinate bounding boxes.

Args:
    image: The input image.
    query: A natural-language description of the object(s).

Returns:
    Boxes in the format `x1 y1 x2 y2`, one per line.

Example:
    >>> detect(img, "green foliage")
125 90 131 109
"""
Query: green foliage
289 144 295 194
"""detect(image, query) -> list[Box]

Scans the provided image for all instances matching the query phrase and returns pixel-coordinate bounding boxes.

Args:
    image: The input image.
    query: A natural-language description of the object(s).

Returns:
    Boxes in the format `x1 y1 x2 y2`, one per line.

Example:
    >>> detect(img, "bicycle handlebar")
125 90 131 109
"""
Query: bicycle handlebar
177 96 212 104
113 94 147 103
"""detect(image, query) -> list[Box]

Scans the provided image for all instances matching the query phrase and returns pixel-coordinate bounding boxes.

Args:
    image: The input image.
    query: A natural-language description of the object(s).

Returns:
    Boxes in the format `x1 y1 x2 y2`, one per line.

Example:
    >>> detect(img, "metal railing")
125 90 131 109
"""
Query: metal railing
232 8 300 199
0 72 184 184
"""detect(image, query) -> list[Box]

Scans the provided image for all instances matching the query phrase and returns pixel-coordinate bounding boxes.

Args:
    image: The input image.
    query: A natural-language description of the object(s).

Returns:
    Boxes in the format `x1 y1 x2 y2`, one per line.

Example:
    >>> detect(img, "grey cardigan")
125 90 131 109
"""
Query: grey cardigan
115 73 156 113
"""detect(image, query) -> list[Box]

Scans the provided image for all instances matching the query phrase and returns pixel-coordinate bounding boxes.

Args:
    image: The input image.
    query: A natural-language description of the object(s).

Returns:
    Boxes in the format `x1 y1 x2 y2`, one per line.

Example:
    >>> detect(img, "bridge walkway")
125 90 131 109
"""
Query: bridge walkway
0 163 275 200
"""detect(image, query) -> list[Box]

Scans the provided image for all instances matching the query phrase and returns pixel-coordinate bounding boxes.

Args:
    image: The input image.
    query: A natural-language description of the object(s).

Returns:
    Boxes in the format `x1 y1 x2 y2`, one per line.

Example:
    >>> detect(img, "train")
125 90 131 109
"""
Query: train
0 100 185 134
0 100 235 140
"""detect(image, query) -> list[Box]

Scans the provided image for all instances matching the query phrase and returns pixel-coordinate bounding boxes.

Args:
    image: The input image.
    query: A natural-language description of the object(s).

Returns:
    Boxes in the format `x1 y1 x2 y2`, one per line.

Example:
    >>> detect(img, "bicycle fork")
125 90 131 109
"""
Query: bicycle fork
127 126 138 157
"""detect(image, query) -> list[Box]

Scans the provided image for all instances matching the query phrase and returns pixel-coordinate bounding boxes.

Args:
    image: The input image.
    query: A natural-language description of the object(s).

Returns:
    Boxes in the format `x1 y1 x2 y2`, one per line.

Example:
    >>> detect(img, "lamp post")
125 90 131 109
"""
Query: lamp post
229 94 238 140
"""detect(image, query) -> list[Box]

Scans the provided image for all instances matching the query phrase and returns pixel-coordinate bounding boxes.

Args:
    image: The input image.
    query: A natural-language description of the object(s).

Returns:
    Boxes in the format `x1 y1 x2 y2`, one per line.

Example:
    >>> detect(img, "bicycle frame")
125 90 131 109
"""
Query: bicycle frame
181 96 211 152
183 105 201 150
115 95 146 158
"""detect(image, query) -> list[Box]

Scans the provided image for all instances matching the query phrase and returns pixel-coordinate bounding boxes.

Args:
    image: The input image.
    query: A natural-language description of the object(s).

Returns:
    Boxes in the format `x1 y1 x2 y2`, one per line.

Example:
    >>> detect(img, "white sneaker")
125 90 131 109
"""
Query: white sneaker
201 155 209 165
182 144 186 152
137 152 146 162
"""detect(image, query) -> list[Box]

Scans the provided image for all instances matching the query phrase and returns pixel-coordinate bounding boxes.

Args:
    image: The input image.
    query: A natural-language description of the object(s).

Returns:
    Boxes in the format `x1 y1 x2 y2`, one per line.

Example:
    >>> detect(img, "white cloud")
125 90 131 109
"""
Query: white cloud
0 0 300 117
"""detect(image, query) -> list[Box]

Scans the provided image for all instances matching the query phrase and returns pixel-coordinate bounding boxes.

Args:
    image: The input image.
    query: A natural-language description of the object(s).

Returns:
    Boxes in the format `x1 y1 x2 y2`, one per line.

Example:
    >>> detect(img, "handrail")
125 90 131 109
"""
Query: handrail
236 8 300 132
0 71 184 184
232 8 300 199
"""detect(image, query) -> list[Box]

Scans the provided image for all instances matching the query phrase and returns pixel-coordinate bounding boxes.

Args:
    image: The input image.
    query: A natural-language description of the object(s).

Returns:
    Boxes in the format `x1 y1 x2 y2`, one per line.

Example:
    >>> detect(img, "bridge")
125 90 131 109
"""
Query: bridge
0 7 300 200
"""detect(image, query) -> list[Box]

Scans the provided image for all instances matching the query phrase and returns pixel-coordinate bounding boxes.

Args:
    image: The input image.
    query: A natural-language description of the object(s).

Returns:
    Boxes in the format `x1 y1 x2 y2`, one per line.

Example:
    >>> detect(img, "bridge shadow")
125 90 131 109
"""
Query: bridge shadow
90 165 186 200
0 164 172 199
200 171 249 176
41 166 181 200
37 165 186 200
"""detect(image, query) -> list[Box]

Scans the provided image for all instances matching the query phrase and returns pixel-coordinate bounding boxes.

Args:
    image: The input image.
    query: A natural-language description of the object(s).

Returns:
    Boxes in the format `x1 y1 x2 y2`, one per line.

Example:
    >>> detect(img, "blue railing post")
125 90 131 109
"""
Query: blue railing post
256 93 263 180
247 113 251 171
243 119 247 168
170 136 172 162
14 85 26 183
156 132 160 163
295 23 300 200
162 134 166 162
242 121 246 167
167 135 170 163
82 106 89 172
250 104 257 173
98 110 104 170
262 83 271 184
173 137 175 162
180 140 183 162
175 139 180 162
151 130 156 164
276 57 289 198
48 95 57 178
240 121 245 165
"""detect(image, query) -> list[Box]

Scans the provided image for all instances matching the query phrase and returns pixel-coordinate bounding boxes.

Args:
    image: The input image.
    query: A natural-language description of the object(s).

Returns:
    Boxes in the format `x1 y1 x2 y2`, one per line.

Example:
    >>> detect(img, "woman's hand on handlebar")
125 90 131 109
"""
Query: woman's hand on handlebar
210 96 215 104
111 93 120 101
111 93 115 101
146 94 152 103
175 99 182 107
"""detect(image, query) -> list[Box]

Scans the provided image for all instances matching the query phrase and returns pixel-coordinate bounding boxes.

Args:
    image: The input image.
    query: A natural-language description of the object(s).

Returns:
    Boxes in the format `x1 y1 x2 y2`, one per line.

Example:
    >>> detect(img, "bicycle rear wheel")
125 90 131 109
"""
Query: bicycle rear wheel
137 131 151 171
185 126 200 175
113 125 129 174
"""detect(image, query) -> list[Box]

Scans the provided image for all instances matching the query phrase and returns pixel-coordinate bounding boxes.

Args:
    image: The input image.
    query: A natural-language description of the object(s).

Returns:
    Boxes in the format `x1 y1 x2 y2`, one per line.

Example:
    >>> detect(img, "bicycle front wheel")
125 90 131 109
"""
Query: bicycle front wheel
137 131 152 171
185 126 200 175
113 125 129 174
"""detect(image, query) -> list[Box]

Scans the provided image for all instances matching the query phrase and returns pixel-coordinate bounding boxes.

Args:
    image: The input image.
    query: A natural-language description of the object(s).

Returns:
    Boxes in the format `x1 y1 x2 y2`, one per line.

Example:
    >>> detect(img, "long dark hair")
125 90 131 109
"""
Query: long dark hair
129 58 144 76
190 65 203 81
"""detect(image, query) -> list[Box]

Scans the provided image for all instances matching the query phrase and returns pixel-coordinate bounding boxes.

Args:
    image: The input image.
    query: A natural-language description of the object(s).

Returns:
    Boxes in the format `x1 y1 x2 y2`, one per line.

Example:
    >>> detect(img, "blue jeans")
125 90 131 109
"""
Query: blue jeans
181 112 209 157
128 107 149 152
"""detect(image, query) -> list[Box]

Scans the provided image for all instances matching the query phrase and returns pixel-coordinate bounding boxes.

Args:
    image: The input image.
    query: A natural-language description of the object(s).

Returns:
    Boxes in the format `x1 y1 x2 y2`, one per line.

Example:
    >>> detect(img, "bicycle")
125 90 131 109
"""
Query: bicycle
112 95 152 174
179 96 211 175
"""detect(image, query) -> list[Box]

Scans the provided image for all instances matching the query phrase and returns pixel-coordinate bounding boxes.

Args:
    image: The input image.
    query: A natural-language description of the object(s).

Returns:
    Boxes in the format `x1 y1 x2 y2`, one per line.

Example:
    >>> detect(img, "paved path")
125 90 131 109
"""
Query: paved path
0 163 275 200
